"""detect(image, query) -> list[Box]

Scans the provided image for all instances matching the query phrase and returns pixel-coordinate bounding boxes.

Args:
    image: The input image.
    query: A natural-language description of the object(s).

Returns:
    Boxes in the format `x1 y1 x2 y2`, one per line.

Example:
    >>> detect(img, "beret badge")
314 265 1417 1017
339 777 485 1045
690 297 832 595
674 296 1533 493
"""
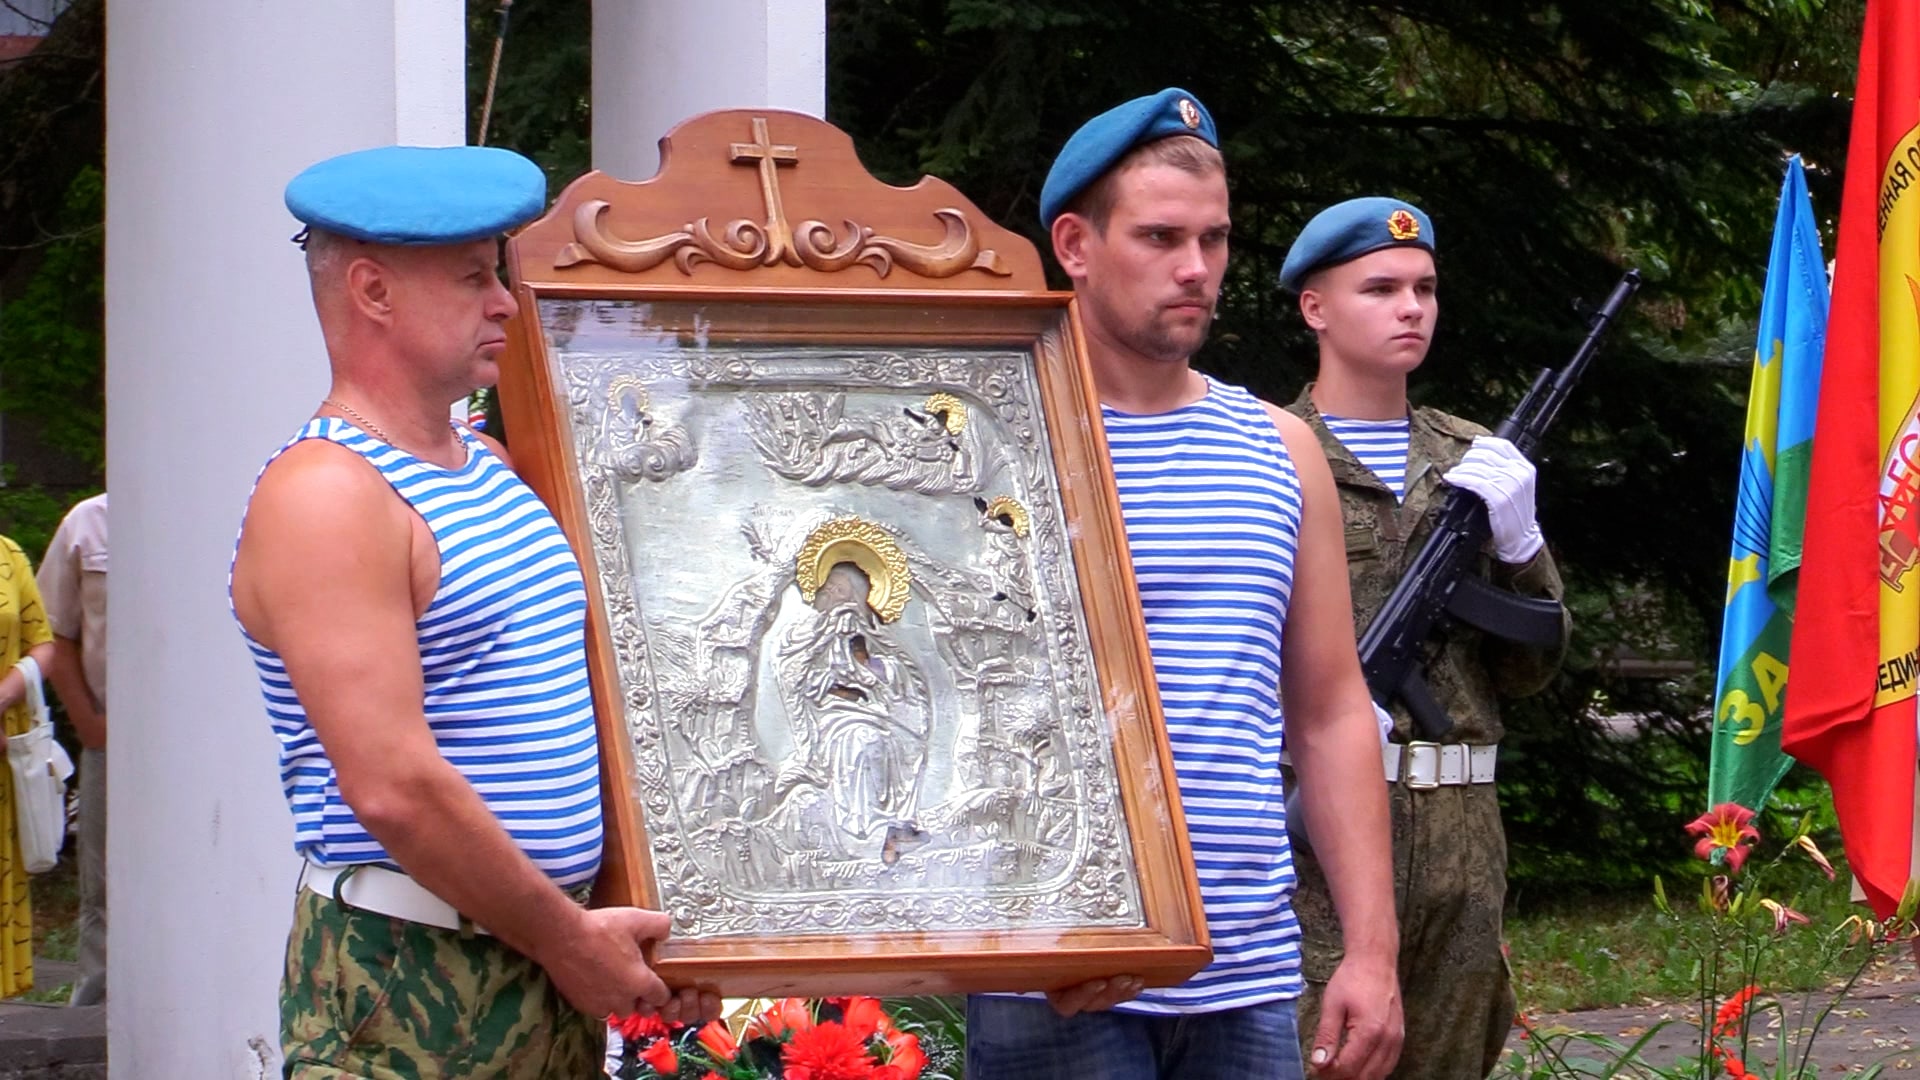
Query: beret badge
1178 98 1202 130
1386 209 1421 241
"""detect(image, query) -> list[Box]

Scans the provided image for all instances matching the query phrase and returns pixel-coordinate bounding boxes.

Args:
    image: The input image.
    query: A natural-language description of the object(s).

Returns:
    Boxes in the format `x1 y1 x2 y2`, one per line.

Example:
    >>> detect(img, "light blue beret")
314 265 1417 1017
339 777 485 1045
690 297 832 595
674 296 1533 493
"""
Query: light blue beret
285 145 546 245
1039 88 1219 229
1279 197 1435 292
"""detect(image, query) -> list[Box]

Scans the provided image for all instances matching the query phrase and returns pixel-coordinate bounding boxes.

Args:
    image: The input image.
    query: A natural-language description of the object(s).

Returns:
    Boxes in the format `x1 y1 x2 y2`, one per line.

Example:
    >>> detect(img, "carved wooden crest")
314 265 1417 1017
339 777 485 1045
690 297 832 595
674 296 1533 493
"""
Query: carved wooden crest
511 110 1045 291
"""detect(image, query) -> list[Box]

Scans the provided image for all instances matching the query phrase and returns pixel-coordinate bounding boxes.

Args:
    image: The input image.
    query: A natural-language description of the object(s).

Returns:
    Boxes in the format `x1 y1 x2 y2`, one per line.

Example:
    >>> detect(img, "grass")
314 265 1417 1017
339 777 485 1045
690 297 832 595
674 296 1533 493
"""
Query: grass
1505 858 1883 1014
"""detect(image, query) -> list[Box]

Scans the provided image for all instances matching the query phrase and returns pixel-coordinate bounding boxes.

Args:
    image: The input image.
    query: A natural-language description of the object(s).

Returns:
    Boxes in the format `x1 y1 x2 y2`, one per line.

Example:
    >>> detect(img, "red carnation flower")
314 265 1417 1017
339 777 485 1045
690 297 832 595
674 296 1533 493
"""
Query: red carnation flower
781 1020 876 1080
612 1011 673 1042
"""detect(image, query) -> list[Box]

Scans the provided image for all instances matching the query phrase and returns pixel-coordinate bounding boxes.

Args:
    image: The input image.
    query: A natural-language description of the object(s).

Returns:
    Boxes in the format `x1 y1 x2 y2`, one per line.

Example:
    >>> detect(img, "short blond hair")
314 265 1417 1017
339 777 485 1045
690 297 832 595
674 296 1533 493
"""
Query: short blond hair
1063 135 1225 233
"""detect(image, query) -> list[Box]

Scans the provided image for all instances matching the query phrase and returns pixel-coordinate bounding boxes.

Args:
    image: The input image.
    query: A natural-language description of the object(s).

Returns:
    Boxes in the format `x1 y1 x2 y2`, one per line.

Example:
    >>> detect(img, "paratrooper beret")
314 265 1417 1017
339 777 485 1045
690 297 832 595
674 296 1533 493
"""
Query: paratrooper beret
1039 88 1219 229
1279 197 1435 292
285 145 546 246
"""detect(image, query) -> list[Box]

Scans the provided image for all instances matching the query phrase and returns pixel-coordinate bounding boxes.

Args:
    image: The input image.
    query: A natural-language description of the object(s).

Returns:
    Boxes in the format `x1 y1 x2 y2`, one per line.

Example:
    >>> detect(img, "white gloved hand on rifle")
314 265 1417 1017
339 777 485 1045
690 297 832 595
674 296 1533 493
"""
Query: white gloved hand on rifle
1441 435 1544 564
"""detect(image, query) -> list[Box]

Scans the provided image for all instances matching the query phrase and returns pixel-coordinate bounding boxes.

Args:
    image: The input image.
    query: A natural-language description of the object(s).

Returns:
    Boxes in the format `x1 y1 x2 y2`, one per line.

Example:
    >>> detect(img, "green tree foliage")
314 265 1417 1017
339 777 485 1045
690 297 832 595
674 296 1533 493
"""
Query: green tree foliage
0 0 103 556
0 166 102 556
0 167 104 473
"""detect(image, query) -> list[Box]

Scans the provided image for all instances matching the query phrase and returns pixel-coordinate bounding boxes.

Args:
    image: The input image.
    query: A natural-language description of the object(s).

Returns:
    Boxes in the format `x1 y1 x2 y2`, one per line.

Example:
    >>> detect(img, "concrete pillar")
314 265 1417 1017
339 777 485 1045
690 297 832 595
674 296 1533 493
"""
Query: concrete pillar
591 0 827 179
104 2 463 1073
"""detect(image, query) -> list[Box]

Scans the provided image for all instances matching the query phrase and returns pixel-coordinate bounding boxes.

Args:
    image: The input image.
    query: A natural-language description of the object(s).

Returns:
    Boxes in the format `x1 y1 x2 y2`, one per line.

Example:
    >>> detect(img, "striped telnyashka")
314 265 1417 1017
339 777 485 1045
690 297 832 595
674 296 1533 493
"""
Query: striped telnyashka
235 418 603 888
1101 378 1306 1015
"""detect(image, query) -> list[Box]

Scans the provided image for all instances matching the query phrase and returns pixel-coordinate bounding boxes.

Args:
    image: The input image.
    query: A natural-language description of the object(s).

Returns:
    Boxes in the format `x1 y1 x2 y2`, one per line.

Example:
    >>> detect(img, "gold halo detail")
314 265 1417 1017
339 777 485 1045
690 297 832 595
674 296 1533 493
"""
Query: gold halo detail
608 374 651 411
924 392 967 434
984 496 1031 538
795 517 912 623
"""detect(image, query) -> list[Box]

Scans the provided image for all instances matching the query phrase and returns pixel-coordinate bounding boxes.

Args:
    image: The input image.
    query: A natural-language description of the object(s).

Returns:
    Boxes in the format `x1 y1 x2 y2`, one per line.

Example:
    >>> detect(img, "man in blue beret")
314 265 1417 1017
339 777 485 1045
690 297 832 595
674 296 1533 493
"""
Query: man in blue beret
232 145 717 1077
967 91 1403 1080
1279 197 1570 1079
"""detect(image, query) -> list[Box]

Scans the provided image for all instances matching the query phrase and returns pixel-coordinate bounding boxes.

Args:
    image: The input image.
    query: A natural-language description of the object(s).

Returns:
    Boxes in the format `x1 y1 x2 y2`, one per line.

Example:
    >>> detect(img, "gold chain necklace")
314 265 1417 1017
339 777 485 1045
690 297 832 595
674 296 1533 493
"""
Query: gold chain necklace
323 398 392 443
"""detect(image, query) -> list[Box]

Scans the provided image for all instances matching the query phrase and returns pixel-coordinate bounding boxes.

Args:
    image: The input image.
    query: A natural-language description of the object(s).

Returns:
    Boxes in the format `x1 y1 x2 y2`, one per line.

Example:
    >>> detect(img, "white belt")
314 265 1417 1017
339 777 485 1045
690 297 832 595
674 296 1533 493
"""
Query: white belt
1386 742 1497 788
300 861 490 936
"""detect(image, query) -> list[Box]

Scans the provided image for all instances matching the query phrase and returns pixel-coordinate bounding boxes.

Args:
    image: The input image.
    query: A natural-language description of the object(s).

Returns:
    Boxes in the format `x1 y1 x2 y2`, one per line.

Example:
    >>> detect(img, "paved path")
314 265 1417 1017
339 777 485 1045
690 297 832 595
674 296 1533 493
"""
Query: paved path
0 960 104 1080
1509 955 1920 1074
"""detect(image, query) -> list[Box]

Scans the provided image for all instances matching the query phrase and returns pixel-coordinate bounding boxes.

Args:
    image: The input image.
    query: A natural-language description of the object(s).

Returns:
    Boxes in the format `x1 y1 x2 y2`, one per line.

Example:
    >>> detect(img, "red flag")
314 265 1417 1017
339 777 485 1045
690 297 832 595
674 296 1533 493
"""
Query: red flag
1781 0 1920 918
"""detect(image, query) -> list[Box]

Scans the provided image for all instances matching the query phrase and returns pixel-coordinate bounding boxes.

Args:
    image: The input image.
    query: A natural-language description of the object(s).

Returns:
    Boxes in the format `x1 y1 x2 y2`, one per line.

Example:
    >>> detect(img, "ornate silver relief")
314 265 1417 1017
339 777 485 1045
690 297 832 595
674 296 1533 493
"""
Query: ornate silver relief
538 298 1143 937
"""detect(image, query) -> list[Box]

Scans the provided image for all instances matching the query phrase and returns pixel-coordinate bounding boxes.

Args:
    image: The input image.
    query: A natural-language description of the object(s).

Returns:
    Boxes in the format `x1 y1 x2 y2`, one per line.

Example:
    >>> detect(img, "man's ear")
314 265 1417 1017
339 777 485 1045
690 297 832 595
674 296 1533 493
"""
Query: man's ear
1298 286 1328 333
1051 213 1095 281
344 256 393 324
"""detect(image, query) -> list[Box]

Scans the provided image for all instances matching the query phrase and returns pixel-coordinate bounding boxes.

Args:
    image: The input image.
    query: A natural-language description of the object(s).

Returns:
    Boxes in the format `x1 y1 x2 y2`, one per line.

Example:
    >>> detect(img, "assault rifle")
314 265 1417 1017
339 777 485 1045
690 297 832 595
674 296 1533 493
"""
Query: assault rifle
1357 269 1642 740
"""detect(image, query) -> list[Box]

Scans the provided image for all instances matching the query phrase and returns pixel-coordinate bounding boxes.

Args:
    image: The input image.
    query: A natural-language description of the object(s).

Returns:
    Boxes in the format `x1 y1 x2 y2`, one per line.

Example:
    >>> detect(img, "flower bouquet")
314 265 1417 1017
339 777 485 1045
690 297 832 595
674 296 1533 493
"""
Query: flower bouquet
606 996 958 1080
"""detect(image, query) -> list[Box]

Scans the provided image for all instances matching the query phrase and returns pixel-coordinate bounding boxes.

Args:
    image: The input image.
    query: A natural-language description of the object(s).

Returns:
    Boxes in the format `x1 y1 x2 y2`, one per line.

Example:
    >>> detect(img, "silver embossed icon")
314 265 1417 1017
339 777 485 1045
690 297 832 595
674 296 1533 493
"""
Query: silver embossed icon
538 297 1144 938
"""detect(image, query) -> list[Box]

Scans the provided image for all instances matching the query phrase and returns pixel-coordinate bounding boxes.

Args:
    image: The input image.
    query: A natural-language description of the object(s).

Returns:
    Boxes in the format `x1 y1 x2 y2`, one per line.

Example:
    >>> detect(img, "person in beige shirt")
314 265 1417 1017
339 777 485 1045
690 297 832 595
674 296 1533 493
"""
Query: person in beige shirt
38 491 105 1006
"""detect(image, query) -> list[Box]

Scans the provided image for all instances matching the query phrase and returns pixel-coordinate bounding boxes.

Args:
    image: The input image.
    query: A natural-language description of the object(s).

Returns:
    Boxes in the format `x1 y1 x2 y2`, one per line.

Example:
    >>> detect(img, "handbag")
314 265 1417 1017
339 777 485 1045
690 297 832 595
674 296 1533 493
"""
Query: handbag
8 657 74 873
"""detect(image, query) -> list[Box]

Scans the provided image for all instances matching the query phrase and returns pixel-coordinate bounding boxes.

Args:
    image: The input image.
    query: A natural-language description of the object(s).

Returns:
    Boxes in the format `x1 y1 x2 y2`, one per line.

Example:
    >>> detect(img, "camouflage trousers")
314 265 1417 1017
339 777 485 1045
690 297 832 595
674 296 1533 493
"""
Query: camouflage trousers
280 887 600 1079
1290 779 1515 1080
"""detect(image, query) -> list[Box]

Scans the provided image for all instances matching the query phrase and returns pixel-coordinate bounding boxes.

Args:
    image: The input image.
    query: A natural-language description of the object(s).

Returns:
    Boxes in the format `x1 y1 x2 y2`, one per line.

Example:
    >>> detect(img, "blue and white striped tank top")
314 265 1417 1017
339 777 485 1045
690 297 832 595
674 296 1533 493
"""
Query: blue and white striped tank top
1103 377 1305 1013
235 418 603 888
1322 414 1411 499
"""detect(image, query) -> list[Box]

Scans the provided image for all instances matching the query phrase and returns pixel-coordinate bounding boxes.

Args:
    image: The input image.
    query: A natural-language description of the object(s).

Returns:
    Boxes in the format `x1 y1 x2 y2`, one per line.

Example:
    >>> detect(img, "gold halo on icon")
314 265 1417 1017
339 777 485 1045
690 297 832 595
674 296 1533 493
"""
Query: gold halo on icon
925 392 968 434
984 496 1031 538
607 374 650 411
795 517 912 623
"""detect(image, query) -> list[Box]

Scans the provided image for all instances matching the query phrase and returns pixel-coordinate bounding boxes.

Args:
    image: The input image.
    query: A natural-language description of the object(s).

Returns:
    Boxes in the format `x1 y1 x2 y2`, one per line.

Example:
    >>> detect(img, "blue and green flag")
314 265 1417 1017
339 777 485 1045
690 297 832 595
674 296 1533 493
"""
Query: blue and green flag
1707 155 1828 811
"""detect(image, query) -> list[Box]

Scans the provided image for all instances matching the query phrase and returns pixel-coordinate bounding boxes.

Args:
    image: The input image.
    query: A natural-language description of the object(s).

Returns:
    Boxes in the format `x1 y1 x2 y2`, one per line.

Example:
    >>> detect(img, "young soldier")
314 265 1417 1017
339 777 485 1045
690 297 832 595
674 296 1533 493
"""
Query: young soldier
1279 198 1571 1079
966 90 1403 1080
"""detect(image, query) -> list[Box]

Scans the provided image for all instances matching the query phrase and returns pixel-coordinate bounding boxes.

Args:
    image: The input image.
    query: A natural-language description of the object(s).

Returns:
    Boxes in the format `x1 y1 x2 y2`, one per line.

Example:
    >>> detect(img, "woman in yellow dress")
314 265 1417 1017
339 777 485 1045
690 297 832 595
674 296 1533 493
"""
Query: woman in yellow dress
0 534 55 998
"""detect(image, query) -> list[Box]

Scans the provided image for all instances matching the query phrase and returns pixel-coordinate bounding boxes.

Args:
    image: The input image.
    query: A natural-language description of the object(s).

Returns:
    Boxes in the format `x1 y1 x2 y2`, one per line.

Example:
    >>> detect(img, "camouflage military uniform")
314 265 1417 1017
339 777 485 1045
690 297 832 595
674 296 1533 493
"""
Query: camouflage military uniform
280 889 599 1079
1284 385 1568 1080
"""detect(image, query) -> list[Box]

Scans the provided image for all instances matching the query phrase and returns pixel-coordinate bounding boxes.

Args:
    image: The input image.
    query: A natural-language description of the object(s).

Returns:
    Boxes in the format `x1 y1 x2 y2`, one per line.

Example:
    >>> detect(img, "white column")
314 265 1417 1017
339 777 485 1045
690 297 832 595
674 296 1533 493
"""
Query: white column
591 0 827 179
104 2 462 1073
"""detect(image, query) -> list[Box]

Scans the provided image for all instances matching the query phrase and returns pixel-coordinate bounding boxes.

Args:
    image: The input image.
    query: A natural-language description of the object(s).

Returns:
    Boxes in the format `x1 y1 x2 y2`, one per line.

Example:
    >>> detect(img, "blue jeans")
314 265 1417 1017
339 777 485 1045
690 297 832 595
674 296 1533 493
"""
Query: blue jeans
966 995 1308 1080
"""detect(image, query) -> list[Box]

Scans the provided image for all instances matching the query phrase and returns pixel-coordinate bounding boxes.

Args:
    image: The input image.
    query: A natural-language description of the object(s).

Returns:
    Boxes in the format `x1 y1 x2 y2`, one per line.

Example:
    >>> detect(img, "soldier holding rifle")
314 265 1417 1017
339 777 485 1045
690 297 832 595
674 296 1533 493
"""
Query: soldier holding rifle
1279 197 1575 1079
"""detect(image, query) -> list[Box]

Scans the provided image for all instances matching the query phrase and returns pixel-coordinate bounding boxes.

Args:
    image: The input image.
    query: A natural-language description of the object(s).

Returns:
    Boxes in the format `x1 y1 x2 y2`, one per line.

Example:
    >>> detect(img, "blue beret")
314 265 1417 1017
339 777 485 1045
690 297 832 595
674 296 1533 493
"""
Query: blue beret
1040 88 1219 229
285 145 546 245
1279 197 1435 292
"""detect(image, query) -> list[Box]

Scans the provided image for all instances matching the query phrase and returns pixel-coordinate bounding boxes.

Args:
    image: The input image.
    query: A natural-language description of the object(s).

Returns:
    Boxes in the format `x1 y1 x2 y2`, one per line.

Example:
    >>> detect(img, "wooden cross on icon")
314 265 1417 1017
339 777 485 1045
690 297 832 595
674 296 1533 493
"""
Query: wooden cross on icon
730 117 802 265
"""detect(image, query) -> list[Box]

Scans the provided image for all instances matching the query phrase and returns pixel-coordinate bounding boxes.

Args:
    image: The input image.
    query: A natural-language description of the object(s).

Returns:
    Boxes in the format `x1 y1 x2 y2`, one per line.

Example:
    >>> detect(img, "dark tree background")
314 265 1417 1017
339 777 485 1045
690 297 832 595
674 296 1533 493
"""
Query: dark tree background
0 0 1868 891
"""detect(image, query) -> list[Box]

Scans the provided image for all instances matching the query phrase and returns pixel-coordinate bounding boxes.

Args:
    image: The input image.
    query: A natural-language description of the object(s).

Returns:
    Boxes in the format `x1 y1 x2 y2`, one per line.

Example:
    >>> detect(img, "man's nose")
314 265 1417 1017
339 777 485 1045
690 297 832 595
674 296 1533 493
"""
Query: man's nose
488 276 518 320
1173 240 1209 284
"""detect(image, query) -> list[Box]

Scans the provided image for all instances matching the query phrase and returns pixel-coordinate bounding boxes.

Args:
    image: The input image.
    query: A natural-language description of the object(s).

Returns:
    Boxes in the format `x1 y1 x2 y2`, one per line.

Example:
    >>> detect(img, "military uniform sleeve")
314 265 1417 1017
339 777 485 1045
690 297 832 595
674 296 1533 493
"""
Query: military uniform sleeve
1484 541 1569 697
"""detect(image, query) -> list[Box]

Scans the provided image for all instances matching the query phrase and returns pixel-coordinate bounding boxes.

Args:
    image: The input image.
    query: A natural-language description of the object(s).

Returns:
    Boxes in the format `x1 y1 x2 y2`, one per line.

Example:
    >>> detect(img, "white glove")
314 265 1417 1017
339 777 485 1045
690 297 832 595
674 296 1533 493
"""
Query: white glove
1373 701 1395 744
1441 435 1544 564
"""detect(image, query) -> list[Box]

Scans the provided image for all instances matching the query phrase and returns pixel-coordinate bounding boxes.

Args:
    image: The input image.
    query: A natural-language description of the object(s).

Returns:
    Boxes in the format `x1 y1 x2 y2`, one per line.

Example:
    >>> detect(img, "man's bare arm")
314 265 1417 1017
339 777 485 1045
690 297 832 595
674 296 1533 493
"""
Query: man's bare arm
1267 404 1403 1080
46 637 103 749
232 441 705 1020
